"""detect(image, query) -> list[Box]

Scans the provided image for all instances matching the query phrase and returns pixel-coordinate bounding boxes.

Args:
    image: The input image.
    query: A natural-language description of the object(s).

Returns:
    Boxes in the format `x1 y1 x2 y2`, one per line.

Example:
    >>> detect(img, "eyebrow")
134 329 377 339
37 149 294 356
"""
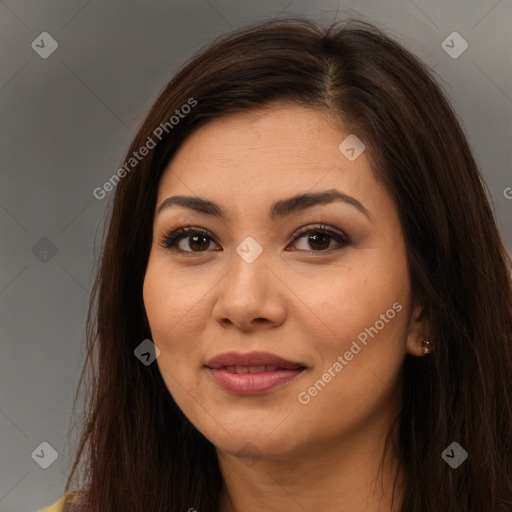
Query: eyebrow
156 189 373 222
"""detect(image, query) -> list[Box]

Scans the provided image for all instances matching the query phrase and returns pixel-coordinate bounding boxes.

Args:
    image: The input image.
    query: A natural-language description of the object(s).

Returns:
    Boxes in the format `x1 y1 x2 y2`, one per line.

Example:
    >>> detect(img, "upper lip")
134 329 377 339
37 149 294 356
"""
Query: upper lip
205 351 306 370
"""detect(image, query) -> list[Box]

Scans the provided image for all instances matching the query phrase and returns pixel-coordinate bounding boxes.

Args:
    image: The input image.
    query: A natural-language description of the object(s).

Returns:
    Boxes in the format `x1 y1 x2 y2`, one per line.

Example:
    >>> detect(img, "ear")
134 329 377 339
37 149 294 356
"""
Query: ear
405 302 430 357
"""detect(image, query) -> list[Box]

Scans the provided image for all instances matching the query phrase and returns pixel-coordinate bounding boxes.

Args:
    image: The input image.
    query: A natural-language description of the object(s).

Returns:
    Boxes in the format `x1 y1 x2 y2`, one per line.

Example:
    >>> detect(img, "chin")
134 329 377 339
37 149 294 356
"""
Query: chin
194 411 304 459
212 431 301 462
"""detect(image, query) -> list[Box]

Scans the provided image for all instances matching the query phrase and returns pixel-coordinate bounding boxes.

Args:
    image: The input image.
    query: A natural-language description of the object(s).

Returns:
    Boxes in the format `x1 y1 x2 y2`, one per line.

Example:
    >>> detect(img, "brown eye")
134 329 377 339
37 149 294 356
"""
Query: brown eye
159 227 219 253
182 233 211 252
304 232 331 251
159 223 349 255
289 224 350 253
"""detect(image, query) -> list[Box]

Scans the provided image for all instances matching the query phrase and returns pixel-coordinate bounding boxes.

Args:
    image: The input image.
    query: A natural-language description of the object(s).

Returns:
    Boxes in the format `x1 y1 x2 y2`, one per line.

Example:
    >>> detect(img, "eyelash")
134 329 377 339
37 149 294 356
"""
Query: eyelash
158 223 350 255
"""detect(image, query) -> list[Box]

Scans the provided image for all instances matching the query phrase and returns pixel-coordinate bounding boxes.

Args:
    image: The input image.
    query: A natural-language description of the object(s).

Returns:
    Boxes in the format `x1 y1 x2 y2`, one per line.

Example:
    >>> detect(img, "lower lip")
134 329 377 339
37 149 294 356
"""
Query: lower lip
207 367 305 394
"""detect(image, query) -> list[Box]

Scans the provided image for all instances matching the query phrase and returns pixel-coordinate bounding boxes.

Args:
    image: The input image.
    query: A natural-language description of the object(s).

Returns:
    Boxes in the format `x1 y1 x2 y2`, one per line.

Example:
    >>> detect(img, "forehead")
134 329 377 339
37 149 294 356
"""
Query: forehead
158 104 373 198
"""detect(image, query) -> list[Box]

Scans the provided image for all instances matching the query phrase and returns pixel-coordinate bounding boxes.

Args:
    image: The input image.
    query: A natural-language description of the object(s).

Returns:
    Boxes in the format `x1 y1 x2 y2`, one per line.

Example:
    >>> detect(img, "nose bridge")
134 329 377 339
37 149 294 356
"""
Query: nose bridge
225 238 269 297
213 238 286 329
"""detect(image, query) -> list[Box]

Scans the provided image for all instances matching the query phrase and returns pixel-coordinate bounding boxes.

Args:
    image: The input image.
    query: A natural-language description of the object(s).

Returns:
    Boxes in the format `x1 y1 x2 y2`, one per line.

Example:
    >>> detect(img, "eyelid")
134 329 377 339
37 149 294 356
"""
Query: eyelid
290 223 350 245
158 226 216 251
158 223 350 254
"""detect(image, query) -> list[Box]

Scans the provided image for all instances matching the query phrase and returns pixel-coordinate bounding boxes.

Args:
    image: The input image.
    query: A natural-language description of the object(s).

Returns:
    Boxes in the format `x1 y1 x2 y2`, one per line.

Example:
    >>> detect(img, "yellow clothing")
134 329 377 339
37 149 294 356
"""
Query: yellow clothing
39 495 65 512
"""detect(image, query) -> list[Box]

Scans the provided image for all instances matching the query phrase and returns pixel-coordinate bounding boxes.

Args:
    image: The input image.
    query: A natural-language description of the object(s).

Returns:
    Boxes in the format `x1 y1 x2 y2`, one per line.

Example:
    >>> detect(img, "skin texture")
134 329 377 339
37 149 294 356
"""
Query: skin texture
143 104 429 511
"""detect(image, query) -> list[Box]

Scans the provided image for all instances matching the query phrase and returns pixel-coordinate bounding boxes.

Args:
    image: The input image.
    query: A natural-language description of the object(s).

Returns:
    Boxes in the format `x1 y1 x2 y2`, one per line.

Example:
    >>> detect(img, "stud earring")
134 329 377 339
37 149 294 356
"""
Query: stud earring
421 339 431 355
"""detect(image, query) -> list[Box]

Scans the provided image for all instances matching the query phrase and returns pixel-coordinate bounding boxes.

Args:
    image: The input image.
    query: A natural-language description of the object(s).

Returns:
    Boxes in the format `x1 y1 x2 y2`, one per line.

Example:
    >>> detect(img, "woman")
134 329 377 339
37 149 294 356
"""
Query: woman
42 17 512 512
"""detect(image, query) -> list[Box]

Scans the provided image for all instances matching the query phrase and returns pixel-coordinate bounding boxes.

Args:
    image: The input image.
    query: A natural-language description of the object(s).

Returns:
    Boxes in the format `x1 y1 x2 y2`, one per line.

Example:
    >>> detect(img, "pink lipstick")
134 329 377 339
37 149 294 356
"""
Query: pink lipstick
205 351 306 394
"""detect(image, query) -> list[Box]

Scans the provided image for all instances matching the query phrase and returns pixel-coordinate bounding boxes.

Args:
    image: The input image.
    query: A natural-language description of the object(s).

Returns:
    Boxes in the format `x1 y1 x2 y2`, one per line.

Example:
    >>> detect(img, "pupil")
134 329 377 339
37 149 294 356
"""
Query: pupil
309 233 329 250
186 233 331 252
190 234 208 251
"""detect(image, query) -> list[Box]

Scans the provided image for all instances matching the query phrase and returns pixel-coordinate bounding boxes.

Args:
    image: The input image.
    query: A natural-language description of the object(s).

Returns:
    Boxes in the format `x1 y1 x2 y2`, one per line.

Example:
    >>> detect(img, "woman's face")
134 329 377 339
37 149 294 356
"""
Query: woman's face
143 104 426 461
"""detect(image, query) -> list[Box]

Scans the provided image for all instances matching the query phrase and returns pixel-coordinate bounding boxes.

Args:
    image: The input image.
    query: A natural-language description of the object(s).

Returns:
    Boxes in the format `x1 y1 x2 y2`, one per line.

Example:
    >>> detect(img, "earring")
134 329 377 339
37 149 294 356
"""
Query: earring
421 340 431 355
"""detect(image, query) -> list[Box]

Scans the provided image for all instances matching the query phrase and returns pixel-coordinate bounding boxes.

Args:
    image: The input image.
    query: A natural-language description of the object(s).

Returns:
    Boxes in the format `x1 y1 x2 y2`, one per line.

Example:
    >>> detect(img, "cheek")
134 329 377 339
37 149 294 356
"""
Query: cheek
294 275 408 428
308 258 407 338
144 260 199 338
143 265 174 338
297 251 411 396
143 264 201 408
143 260 212 373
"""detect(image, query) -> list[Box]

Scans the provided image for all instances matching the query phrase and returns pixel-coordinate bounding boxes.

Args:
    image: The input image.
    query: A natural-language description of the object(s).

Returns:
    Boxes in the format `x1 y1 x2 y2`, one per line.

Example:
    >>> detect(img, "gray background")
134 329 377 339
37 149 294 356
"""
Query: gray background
0 1 510 511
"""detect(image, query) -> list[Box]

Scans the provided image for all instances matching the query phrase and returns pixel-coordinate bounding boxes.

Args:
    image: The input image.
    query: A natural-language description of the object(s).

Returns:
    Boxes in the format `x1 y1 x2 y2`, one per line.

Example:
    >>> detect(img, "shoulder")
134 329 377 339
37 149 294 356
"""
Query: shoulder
39 491 86 512
39 495 65 512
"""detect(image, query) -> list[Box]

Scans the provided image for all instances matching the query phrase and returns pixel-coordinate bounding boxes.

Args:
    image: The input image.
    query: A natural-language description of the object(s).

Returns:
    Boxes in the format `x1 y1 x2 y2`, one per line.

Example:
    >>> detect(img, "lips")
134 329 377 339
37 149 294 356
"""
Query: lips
205 351 306 371
223 365 294 373
205 351 307 394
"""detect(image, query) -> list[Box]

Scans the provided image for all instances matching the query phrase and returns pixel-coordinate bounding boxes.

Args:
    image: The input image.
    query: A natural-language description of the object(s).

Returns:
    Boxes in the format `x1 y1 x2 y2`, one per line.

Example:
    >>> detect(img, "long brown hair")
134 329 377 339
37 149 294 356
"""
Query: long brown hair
63 17 512 511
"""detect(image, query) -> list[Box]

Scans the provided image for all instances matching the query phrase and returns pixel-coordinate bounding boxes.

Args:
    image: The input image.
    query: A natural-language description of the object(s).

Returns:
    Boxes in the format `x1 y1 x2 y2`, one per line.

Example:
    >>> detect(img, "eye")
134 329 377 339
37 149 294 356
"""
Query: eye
159 226 219 254
158 223 350 255
288 223 350 253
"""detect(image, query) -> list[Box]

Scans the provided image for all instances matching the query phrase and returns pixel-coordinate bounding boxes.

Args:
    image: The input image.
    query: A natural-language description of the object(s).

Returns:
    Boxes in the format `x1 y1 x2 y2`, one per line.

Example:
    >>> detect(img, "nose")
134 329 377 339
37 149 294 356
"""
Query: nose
212 250 287 331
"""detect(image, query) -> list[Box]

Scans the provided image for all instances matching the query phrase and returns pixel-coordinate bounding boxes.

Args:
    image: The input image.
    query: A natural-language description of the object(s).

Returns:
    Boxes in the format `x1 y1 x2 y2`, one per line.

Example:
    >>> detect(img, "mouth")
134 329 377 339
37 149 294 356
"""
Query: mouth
219 364 304 373
205 351 307 394
205 350 306 369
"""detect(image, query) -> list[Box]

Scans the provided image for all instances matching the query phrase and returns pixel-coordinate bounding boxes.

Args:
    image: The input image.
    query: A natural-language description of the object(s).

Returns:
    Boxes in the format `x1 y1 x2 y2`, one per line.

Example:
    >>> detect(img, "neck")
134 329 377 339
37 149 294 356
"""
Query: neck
217 413 404 512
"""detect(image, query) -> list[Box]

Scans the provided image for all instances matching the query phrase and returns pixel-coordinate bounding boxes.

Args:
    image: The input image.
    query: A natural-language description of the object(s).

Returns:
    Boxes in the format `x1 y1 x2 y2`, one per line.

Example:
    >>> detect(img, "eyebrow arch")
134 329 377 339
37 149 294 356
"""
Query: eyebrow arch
157 189 373 222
